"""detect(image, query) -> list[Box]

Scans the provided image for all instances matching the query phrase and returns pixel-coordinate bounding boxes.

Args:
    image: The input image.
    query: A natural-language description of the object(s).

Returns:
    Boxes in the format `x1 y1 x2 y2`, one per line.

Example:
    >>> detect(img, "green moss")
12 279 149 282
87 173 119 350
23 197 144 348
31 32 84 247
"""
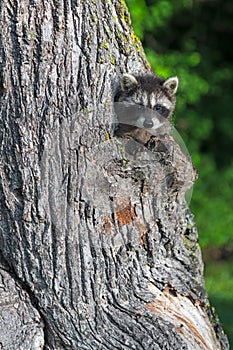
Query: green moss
101 41 109 50
117 144 124 152
90 15 98 23
120 158 129 169
117 0 148 64
130 32 144 52
97 58 104 64
115 29 132 55
118 0 131 26
115 29 127 43
183 237 198 252
109 53 116 65
104 26 111 36
105 133 110 141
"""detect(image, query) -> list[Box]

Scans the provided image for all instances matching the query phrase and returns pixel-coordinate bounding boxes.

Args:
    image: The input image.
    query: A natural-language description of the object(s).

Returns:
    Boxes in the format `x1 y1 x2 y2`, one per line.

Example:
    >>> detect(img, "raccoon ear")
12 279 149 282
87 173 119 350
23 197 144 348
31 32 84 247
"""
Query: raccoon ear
163 76 179 95
121 73 138 91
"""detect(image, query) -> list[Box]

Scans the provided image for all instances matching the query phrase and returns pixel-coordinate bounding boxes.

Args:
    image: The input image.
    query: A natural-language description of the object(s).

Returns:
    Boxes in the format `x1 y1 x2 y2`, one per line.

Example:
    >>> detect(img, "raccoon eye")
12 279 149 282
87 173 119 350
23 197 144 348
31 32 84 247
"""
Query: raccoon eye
155 104 162 111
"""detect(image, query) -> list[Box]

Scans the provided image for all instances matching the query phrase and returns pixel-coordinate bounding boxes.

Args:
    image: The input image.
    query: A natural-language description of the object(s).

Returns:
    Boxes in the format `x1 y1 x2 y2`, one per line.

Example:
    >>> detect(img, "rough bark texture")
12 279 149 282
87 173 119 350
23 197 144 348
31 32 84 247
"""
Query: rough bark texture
0 0 229 349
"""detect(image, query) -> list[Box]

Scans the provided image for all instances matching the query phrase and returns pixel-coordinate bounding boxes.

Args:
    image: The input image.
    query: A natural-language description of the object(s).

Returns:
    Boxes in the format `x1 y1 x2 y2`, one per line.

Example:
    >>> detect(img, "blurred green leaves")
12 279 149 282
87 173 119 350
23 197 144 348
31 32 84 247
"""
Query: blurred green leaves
205 259 233 343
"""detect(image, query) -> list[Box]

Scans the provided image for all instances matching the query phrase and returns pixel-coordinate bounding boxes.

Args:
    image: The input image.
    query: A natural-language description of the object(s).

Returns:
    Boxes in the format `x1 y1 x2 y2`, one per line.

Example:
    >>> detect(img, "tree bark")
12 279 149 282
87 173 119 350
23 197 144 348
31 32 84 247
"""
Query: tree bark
0 0 229 349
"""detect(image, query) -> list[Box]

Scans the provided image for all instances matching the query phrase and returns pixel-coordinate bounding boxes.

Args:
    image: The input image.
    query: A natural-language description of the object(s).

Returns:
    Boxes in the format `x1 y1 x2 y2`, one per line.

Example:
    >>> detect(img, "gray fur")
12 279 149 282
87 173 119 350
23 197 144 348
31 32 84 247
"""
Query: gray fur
114 72 179 141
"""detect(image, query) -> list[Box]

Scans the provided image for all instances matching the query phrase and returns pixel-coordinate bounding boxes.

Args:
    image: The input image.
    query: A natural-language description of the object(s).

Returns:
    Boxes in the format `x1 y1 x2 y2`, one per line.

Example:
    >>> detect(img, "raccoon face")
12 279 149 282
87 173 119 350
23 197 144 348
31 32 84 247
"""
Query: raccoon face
114 73 178 132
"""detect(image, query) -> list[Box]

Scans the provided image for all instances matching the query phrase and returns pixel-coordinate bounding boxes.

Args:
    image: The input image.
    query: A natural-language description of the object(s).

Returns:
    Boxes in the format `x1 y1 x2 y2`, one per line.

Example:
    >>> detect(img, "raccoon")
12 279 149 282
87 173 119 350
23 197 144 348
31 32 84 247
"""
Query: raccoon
114 73 178 142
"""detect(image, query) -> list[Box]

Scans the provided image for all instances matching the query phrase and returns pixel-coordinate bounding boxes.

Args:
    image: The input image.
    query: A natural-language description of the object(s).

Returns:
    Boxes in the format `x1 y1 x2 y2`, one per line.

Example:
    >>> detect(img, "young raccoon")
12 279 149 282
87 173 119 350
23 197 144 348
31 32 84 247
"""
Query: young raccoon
114 73 178 142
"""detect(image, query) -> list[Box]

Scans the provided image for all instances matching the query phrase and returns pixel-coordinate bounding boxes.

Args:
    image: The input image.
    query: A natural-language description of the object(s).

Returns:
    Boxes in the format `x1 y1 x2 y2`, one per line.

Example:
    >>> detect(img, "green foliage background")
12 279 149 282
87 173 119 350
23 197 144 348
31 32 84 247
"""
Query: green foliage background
125 0 233 345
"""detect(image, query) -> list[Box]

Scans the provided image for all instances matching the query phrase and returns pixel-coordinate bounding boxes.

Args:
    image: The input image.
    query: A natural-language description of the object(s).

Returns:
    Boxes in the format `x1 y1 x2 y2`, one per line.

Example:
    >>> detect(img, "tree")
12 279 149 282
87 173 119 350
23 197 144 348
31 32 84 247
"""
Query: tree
0 1 229 349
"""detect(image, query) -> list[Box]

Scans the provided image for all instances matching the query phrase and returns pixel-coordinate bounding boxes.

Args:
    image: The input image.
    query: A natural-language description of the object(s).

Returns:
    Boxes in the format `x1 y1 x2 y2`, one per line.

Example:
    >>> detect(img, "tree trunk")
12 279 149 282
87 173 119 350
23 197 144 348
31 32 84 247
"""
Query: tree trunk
0 1 229 349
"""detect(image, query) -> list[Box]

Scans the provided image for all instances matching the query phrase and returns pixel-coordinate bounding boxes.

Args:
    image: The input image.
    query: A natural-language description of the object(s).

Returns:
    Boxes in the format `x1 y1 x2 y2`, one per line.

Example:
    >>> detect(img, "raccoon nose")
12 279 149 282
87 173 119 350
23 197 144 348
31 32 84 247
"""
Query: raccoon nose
143 120 154 129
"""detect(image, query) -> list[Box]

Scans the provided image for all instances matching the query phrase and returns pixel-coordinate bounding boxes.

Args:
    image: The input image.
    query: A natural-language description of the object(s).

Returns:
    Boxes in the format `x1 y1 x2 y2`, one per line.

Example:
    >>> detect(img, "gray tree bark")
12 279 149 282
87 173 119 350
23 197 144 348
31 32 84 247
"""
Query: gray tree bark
0 0 229 349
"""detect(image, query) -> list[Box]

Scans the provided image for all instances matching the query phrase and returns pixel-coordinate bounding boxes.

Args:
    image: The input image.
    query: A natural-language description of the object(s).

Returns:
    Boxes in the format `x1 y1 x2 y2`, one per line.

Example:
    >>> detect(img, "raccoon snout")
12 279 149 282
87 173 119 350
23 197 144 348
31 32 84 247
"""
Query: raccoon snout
143 120 154 129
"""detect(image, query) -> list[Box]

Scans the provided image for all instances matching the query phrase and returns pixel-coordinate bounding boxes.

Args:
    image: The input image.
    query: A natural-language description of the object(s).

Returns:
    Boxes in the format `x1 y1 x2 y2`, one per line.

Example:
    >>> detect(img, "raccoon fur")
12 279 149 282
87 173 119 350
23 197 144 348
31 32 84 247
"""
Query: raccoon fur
114 73 178 143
